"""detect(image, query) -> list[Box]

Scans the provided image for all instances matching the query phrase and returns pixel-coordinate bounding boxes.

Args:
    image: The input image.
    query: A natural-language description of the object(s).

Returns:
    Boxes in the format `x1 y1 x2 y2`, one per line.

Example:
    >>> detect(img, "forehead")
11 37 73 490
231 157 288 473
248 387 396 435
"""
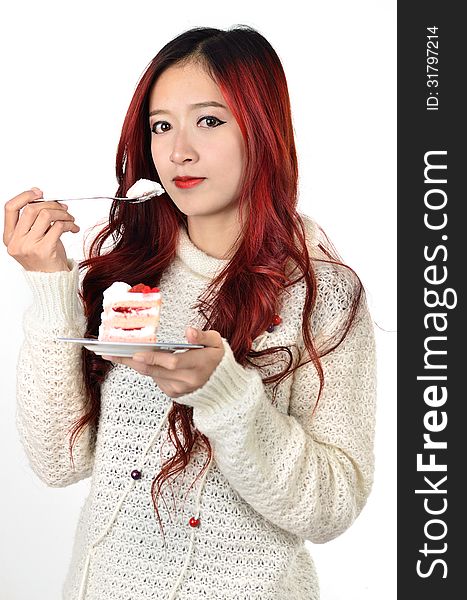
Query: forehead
149 62 224 108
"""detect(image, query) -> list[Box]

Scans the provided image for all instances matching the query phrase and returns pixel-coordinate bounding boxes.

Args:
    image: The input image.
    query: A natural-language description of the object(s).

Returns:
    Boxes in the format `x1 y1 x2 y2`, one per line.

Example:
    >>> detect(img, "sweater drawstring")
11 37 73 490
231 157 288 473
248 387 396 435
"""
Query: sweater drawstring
167 330 268 598
78 403 173 600
167 456 213 600
254 332 269 351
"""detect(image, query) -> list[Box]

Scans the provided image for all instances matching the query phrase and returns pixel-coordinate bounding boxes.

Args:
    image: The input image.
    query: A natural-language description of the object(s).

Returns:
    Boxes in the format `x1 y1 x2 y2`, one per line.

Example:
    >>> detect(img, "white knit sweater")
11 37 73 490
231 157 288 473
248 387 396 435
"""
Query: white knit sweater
16 215 376 600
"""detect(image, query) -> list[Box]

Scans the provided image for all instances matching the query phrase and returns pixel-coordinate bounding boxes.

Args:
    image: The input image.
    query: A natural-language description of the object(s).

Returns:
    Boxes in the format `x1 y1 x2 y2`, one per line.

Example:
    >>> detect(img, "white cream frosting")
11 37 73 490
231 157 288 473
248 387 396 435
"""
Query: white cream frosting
126 178 165 199
102 282 161 305
101 306 160 320
99 325 157 339
102 282 130 301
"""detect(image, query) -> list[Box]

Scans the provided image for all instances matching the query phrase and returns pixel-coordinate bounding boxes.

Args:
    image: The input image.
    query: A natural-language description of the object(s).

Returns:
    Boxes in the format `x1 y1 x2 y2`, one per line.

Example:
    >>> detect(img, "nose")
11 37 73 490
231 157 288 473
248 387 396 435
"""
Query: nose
169 128 199 165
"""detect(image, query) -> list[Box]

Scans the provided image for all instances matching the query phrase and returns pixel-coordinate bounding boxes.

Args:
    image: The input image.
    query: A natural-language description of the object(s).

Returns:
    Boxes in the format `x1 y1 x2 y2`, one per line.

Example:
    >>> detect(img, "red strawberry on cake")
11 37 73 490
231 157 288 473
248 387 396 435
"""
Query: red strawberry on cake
98 282 162 343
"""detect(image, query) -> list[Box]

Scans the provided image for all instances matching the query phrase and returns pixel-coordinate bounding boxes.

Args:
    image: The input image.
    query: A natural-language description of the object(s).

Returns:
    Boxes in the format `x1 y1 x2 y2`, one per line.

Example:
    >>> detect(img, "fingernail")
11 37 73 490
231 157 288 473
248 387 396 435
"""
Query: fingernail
190 328 198 339
133 354 145 363
101 355 112 360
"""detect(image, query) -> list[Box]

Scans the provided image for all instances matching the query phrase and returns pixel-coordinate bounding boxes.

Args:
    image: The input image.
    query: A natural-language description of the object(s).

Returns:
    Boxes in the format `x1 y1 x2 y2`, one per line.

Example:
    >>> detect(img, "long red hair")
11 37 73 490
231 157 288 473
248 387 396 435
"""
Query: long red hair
71 25 362 526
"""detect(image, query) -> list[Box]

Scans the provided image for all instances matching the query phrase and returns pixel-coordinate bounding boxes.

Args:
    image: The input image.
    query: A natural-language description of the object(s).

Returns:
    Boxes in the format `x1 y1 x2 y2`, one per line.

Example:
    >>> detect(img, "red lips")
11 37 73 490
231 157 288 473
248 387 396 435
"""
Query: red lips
173 177 205 189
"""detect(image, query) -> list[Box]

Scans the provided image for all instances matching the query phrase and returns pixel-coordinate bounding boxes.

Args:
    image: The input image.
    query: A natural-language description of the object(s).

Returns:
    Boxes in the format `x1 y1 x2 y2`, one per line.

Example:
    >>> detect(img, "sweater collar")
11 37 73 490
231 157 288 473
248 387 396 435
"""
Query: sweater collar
176 224 229 280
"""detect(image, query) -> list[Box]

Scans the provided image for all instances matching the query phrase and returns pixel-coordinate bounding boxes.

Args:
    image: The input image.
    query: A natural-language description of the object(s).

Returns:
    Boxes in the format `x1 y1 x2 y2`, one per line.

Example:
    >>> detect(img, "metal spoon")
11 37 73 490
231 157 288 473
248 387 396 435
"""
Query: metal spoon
32 189 163 205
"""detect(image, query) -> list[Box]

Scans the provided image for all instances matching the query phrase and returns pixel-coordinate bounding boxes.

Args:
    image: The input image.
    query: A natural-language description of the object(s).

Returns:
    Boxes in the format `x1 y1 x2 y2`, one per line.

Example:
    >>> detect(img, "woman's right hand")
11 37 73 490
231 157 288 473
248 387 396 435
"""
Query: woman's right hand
3 187 80 272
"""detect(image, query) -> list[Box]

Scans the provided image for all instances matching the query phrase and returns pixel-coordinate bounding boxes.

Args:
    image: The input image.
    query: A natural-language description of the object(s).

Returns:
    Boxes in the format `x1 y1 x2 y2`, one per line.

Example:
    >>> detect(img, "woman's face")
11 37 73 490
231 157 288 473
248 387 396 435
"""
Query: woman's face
148 61 246 220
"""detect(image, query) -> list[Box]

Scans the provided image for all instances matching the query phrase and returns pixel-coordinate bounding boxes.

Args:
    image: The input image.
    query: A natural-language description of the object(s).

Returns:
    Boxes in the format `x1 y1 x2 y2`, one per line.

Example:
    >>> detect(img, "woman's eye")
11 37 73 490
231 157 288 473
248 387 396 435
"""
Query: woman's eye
198 116 225 128
151 121 171 134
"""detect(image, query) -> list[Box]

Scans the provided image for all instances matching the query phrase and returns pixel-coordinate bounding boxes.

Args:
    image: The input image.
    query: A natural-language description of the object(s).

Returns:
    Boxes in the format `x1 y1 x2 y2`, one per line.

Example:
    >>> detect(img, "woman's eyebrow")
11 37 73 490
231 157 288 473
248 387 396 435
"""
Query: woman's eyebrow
149 101 227 117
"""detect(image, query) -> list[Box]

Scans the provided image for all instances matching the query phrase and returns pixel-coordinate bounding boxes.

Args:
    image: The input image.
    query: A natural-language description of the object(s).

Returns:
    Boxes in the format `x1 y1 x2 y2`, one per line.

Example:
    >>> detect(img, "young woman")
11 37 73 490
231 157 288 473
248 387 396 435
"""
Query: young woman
3 25 376 600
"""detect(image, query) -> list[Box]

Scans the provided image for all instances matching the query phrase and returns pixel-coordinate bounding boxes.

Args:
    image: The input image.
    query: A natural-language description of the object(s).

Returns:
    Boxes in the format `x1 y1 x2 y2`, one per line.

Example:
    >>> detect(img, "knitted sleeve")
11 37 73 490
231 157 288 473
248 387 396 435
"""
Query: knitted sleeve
176 265 377 543
16 260 95 487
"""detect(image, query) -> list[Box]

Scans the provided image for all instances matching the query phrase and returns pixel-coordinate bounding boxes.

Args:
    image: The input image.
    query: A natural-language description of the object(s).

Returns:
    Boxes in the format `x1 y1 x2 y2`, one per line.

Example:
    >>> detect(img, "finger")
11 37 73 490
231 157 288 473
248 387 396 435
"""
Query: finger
185 327 223 349
136 363 193 381
40 219 81 244
15 205 74 239
3 188 43 246
102 354 189 380
26 208 77 241
132 349 200 370
102 355 151 369
126 352 178 372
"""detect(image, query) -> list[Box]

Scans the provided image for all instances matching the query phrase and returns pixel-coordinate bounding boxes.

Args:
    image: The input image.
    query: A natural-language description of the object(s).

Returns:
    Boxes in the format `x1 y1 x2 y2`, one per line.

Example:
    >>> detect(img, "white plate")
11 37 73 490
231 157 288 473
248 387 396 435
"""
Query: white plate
57 337 205 357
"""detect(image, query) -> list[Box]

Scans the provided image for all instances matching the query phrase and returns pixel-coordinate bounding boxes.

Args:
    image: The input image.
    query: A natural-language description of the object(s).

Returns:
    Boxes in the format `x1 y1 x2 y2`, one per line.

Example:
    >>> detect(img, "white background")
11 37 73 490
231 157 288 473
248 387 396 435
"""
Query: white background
0 1 396 598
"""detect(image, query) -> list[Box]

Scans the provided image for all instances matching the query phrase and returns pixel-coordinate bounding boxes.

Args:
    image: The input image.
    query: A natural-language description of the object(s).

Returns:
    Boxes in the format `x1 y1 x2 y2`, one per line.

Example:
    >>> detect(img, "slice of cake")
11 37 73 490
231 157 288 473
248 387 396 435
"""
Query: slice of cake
98 282 162 343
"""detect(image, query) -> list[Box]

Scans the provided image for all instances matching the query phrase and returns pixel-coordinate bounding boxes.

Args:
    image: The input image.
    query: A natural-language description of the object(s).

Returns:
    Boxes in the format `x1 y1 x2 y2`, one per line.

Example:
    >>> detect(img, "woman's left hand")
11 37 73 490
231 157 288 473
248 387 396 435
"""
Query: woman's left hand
102 327 225 399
